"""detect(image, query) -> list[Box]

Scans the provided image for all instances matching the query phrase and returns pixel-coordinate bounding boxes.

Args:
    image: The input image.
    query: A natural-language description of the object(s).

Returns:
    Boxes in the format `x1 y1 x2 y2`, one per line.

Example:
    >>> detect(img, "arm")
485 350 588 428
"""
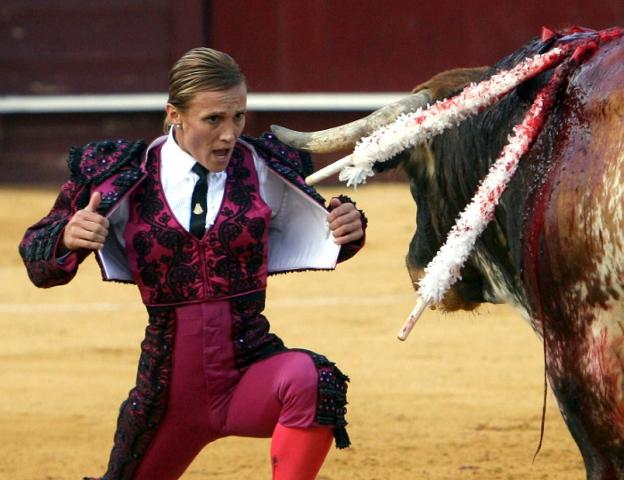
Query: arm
244 133 368 264
18 180 106 288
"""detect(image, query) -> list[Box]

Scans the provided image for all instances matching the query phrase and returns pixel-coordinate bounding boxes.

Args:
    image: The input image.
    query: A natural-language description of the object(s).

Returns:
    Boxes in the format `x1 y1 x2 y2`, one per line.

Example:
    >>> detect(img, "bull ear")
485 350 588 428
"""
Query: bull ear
412 66 490 101
271 90 432 153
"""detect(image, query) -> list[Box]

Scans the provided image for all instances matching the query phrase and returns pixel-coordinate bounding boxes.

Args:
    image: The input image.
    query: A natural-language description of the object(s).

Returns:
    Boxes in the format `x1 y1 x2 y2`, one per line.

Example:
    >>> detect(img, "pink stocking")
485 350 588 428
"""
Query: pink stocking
270 424 333 480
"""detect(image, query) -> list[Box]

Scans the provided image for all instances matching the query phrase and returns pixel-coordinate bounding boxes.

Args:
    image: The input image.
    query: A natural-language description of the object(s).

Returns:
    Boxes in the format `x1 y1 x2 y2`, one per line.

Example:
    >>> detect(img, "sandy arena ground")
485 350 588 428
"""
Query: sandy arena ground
1 184 585 479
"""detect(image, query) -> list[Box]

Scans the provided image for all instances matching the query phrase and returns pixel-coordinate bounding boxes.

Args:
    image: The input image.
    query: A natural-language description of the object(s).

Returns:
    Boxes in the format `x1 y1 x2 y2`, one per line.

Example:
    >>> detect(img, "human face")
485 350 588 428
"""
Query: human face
167 83 247 172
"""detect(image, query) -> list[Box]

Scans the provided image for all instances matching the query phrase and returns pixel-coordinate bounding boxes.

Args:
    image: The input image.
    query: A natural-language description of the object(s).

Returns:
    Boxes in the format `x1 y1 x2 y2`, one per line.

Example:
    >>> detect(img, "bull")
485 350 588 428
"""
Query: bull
271 27 624 479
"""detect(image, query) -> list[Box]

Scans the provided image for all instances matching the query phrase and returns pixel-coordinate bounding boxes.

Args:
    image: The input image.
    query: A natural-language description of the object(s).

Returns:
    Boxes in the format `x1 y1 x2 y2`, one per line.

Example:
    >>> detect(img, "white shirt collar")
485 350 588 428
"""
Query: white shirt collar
162 127 201 179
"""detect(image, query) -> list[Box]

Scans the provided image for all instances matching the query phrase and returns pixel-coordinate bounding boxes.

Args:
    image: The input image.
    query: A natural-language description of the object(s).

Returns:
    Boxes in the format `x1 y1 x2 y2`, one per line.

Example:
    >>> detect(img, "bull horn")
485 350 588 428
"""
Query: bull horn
270 90 432 153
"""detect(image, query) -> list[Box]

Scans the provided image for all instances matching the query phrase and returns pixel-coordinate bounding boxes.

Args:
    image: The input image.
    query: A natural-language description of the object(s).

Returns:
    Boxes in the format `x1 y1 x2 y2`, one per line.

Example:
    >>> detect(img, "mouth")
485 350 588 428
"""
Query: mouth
212 148 231 161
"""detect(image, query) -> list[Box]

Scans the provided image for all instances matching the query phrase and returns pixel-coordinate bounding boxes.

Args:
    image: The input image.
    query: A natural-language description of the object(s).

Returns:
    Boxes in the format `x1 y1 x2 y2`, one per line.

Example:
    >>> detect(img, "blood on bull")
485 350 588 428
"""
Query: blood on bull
272 26 624 480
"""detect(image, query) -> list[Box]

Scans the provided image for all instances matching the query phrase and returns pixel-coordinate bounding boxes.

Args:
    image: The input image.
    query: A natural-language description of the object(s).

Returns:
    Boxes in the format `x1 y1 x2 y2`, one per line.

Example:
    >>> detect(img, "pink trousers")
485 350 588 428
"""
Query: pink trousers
133 300 322 479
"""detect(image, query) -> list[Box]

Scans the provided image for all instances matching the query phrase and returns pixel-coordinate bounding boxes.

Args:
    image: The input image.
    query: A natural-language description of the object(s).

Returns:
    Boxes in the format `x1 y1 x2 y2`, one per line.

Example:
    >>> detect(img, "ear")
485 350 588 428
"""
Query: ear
166 103 181 126
412 66 490 101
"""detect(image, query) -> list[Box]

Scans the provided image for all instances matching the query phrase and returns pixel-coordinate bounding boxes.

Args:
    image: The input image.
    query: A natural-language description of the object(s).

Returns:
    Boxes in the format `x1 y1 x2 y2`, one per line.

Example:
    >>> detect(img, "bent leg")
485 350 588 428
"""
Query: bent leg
224 351 320 436
223 351 343 480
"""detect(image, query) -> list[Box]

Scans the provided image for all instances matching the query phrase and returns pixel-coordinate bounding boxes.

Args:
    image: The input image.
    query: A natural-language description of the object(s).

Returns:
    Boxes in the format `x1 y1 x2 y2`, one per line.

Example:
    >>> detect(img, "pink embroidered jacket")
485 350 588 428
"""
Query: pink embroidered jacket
19 133 366 294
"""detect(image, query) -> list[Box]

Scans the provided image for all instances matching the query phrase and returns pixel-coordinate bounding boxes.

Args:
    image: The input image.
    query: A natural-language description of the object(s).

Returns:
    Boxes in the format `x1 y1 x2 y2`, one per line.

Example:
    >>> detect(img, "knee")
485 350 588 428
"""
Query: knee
277 353 318 408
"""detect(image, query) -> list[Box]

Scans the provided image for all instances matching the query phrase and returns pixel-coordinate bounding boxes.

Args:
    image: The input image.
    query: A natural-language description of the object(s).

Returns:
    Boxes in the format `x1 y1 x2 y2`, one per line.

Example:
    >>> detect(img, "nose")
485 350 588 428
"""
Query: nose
219 120 239 143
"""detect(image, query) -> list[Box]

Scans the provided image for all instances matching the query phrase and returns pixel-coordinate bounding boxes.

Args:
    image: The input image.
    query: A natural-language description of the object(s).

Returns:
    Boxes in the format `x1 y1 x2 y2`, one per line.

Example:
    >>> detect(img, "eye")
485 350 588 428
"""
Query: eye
235 112 246 122
203 115 221 125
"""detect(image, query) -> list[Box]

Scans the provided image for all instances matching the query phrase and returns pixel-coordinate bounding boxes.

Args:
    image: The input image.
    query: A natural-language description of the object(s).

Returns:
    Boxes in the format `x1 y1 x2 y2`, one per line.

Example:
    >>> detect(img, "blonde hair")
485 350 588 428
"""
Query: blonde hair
164 48 246 132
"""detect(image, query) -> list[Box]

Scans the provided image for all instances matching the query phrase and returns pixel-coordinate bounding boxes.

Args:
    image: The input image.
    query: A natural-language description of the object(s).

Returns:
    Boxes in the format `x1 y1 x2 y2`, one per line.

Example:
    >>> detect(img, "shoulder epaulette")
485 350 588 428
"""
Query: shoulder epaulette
68 139 146 185
242 133 324 205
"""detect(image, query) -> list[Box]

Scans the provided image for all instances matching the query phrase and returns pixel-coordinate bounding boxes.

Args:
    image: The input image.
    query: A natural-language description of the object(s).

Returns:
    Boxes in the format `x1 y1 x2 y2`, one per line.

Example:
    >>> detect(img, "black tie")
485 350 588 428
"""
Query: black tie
190 163 209 239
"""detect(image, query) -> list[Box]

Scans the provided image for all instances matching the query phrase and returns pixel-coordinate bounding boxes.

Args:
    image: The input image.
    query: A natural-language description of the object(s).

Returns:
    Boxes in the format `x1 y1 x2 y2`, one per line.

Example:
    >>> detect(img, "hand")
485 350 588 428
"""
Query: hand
61 192 110 252
327 197 364 245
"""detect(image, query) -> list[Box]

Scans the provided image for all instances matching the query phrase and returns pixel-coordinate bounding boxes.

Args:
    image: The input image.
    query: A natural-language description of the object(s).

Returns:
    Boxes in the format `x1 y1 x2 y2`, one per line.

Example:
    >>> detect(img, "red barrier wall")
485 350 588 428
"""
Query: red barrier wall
209 1 624 92
1 1 623 184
